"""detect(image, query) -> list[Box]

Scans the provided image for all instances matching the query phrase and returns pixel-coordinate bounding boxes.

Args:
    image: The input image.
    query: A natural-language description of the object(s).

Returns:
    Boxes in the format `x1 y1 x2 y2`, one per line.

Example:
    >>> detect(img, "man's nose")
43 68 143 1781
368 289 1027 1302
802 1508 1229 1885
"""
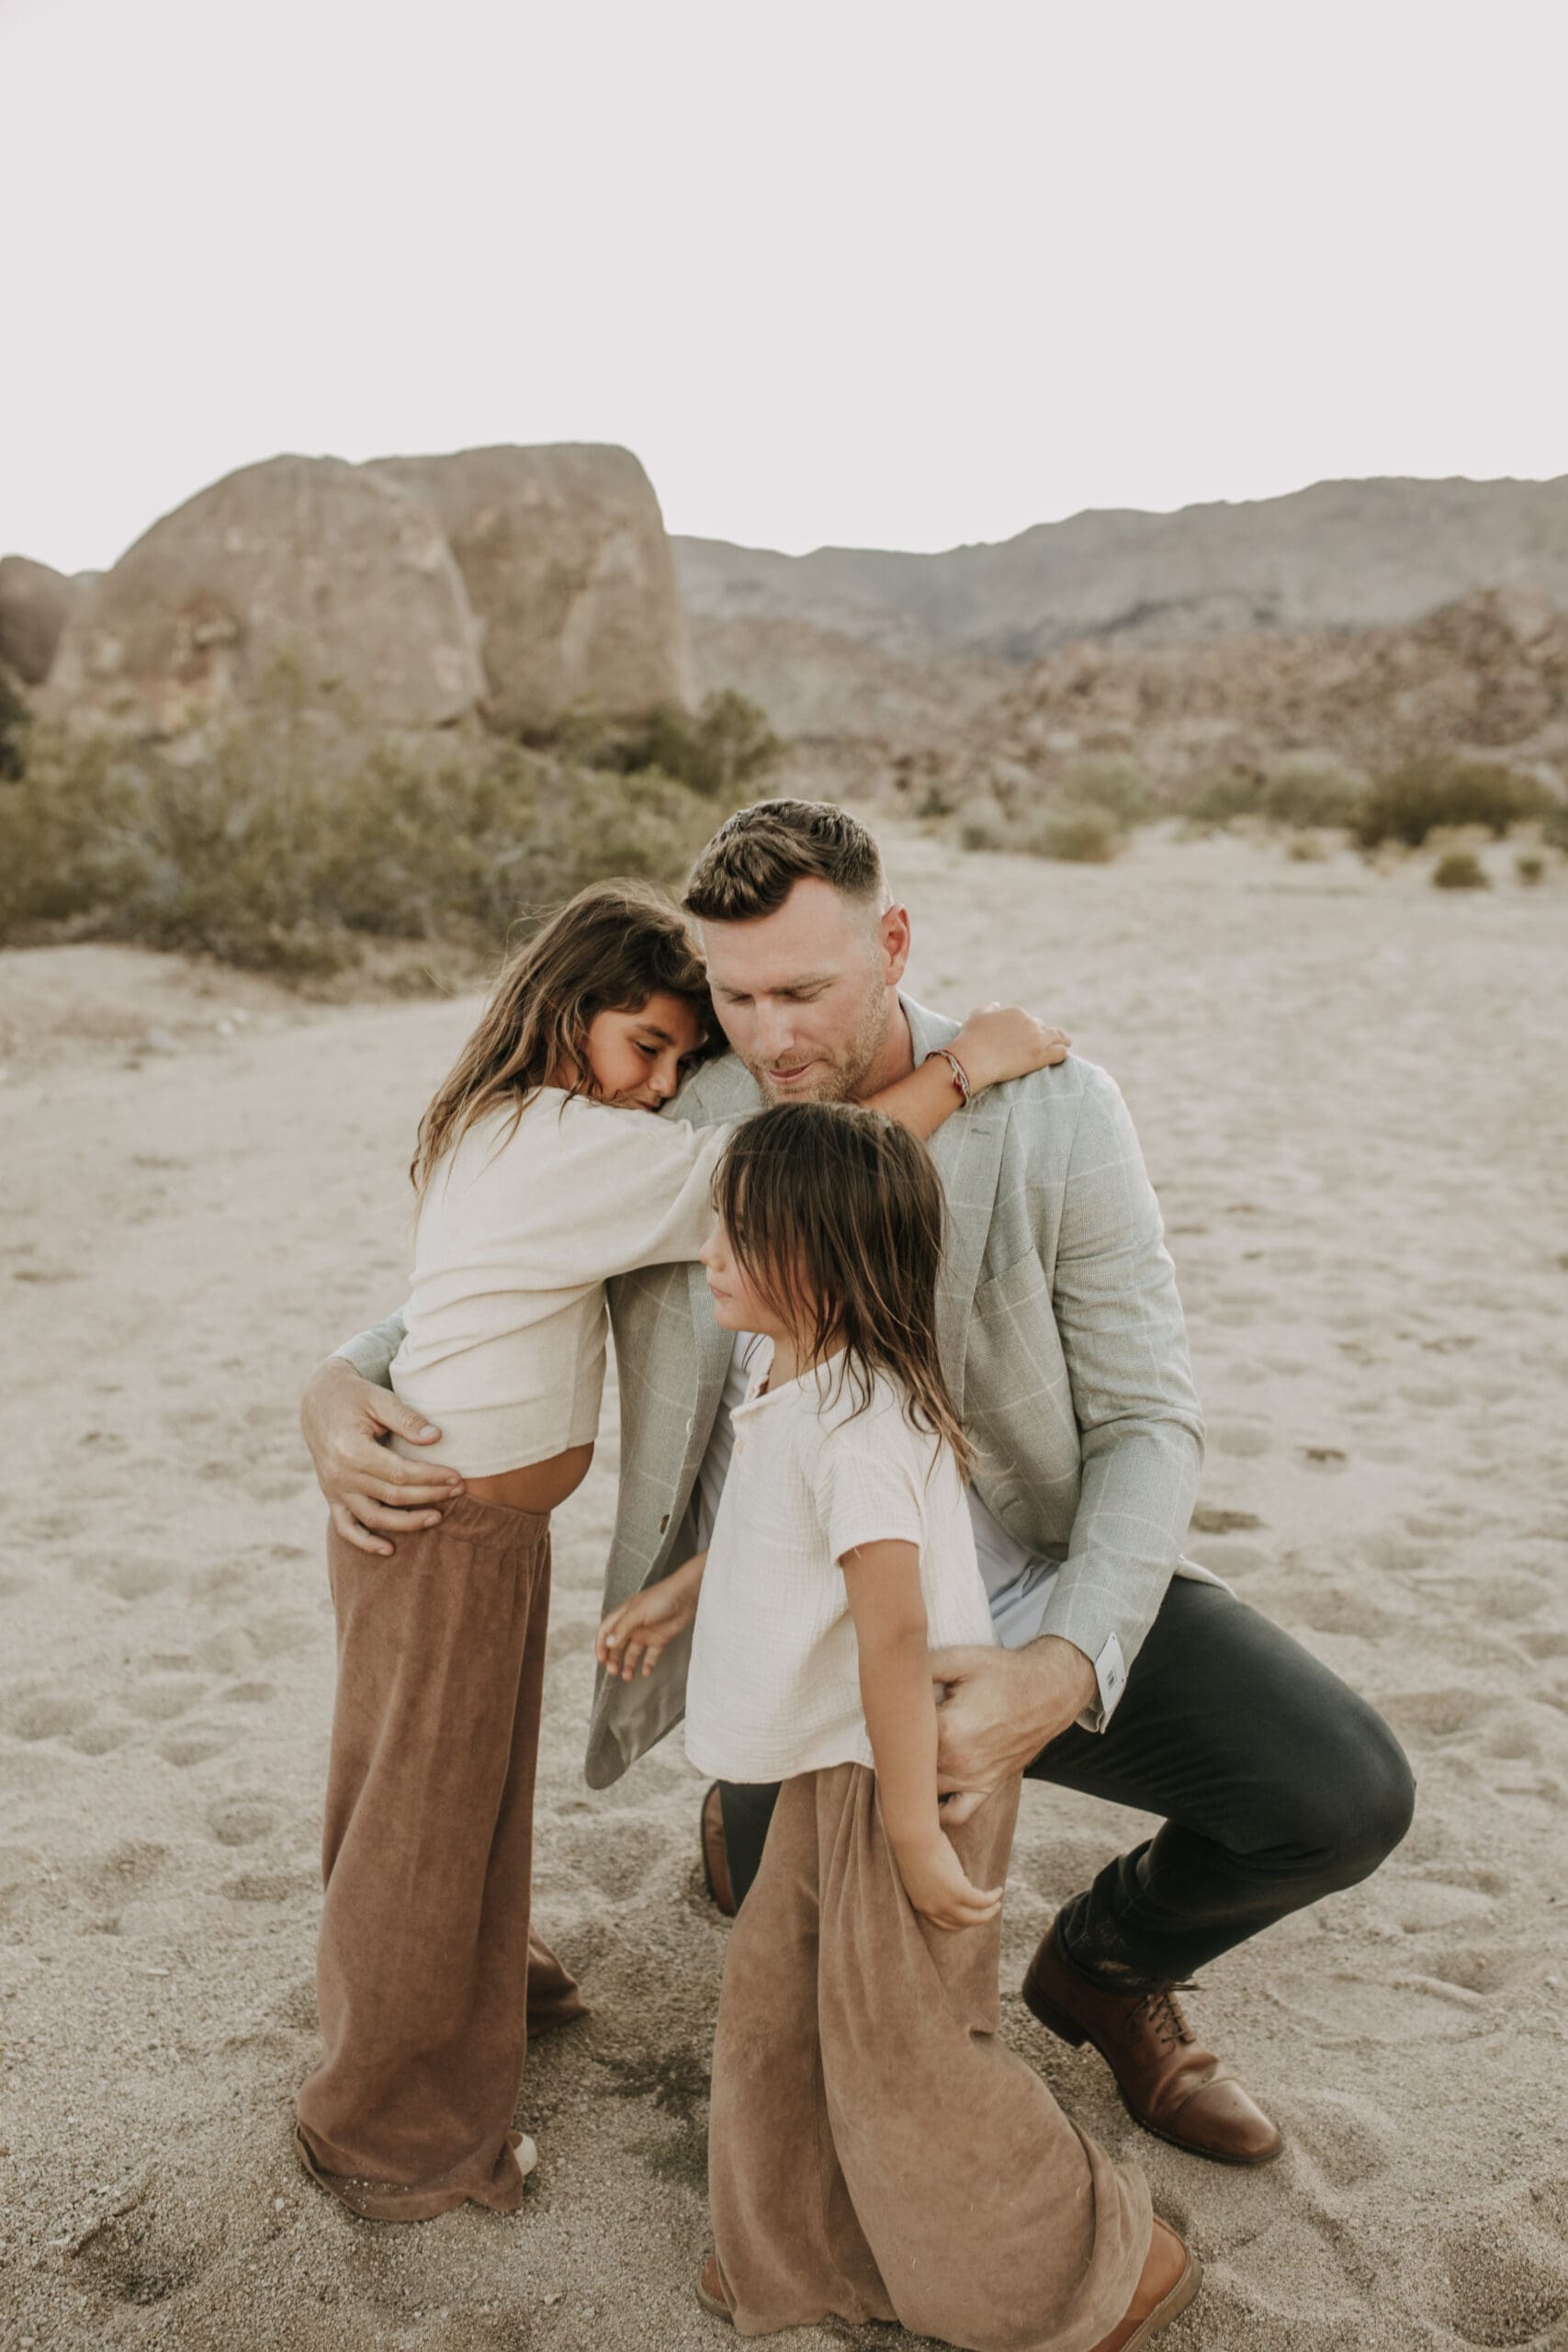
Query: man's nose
754 1001 795 1063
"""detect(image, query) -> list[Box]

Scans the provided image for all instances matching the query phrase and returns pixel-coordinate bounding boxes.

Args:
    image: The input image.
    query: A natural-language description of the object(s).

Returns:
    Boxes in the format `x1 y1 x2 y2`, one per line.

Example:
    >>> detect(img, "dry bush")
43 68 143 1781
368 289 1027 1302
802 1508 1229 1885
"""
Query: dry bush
1431 850 1490 891
1186 760 1358 831
1354 756 1549 850
532 689 782 801
1017 805 1125 864
957 794 1126 864
1055 758 1149 827
0 705 718 977
1516 853 1546 885
0 663 29 782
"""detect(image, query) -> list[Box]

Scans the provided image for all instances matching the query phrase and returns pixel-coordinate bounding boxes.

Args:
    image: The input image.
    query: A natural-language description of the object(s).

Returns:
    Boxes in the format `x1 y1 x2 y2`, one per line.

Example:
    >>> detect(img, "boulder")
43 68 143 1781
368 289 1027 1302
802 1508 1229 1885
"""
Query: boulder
0 555 75 684
39 454 485 735
367 444 692 733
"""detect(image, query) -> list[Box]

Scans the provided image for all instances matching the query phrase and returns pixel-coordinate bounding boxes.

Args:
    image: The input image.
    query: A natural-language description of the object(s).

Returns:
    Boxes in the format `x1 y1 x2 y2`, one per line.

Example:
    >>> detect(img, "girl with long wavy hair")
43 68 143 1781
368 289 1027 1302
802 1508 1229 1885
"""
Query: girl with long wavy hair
295 878 1066 2224
597 1102 1179 2351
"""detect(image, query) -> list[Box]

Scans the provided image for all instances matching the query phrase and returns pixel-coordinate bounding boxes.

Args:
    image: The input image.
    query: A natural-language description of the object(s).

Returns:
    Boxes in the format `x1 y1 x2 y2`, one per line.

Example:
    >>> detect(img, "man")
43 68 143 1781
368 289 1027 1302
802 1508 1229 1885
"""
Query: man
302 798 1415 2169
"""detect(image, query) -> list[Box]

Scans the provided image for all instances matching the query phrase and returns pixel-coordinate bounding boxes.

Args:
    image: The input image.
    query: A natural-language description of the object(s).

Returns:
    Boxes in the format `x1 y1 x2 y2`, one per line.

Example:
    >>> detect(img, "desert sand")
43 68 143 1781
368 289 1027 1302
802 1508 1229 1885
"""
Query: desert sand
3 823 1566 2352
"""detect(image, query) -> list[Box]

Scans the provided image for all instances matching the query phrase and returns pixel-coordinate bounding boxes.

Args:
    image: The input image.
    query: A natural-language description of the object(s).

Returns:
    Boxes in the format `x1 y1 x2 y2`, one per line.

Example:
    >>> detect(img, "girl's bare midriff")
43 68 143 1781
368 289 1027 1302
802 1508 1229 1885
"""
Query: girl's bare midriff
466 1442 596 1516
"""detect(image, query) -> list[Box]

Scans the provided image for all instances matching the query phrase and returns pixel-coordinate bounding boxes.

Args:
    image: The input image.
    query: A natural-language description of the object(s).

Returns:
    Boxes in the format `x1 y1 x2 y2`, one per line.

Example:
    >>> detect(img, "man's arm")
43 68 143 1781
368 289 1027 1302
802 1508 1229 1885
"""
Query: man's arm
1037 1062 1204 1706
933 1065 1203 1813
300 1310 466 1558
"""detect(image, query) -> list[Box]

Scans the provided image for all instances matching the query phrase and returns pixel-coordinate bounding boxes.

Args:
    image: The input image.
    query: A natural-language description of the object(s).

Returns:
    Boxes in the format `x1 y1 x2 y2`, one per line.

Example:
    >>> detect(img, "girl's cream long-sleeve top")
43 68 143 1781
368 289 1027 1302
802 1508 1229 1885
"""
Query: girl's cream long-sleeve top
388 1089 728 1476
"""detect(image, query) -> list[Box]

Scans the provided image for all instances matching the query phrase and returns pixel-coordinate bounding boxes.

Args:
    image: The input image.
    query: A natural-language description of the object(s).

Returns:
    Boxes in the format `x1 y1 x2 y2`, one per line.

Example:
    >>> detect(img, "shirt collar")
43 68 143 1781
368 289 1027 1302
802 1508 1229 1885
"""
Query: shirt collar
732 1342 850 1423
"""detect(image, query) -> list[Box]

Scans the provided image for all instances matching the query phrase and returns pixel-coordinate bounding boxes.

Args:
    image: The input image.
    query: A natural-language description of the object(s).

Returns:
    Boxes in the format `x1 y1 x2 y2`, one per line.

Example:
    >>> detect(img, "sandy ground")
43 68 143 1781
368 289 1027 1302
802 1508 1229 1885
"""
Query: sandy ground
3 824 1566 2352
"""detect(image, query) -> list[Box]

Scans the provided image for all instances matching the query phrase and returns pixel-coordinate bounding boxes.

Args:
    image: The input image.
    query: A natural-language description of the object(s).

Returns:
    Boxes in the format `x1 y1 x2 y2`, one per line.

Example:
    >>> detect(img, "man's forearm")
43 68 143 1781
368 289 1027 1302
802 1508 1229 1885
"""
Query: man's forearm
333 1309 408 1389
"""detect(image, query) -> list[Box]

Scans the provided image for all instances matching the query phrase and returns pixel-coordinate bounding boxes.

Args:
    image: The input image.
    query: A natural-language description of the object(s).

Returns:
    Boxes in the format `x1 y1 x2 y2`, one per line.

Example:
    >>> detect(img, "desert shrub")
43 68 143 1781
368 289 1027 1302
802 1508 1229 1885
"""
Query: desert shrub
0 710 716 975
1258 760 1359 830
1185 771 1263 829
1353 756 1550 849
1016 805 1125 864
540 689 781 801
1185 760 1358 831
1056 758 1149 827
1516 853 1546 885
0 664 30 782
956 797 1010 854
1431 850 1490 891
1542 801 1568 854
1287 833 1328 862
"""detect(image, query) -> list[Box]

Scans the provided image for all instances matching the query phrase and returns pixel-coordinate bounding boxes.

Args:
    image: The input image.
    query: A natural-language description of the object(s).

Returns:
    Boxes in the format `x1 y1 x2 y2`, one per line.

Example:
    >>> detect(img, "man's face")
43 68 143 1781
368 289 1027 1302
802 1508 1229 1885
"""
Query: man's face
699 876 911 1105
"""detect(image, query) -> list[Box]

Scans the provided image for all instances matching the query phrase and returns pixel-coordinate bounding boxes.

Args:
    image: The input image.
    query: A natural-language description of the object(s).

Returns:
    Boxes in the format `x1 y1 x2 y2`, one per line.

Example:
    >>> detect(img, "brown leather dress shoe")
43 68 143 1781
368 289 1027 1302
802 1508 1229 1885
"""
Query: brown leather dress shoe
1022 1922 1282 2165
1089 2219 1201 2351
701 1783 737 1918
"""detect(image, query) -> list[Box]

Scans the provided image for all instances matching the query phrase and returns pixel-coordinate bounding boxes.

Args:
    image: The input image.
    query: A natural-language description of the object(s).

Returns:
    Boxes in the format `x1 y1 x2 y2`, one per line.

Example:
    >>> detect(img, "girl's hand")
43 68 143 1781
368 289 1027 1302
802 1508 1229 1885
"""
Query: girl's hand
891 1826 1004 1932
951 1003 1070 1093
596 1554 705 1682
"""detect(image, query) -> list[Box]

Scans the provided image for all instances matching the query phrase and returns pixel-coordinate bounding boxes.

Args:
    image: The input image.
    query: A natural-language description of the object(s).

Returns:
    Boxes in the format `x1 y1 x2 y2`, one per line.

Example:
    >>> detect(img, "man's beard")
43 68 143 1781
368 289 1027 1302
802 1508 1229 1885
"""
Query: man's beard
744 989 890 1107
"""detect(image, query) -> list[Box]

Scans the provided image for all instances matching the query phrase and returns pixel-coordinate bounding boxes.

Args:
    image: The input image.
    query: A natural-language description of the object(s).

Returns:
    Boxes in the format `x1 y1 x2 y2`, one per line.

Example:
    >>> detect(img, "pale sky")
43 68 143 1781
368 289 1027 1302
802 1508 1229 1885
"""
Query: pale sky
4 0 1565 576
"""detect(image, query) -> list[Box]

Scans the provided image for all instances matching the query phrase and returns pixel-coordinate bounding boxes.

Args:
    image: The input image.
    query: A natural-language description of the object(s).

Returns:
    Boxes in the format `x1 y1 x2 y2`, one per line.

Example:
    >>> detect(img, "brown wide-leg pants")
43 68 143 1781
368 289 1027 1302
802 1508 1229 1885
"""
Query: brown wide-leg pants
709 1766 1150 2350
295 1498 587 2222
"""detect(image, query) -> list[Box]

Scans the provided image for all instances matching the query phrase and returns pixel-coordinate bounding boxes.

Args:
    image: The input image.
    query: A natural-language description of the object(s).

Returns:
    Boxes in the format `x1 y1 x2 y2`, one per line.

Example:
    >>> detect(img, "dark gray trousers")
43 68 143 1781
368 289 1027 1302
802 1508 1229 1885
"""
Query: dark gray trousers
716 1578 1416 1991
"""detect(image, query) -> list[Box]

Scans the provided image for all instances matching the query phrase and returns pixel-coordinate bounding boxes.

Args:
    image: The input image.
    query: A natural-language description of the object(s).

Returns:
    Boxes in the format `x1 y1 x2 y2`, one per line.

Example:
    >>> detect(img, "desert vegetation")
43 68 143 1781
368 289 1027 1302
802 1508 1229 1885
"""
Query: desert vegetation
944 741 1563 875
0 683 781 978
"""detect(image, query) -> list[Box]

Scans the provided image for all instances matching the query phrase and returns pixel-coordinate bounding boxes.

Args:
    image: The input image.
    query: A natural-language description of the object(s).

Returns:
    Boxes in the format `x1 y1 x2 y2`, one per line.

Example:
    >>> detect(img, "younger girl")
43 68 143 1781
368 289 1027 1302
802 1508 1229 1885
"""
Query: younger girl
596 1103 1201 2352
295 878 1066 2222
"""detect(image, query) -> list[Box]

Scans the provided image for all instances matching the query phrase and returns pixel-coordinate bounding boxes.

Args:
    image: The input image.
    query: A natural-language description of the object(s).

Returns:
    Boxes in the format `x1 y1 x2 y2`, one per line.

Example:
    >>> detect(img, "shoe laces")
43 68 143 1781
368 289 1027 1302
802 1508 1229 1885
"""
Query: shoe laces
1134 1983 1196 2047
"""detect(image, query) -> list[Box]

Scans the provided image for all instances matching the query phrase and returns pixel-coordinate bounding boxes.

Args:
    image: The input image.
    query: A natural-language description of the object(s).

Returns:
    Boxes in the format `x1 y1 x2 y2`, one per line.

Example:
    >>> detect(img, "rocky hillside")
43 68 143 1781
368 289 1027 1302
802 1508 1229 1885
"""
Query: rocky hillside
942 585 1568 801
677 475 1568 664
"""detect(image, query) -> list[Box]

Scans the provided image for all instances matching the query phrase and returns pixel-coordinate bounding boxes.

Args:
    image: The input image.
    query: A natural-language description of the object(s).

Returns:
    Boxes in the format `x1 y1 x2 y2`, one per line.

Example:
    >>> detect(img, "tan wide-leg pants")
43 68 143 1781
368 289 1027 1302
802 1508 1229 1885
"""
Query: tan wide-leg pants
295 1498 587 2222
709 1766 1151 2350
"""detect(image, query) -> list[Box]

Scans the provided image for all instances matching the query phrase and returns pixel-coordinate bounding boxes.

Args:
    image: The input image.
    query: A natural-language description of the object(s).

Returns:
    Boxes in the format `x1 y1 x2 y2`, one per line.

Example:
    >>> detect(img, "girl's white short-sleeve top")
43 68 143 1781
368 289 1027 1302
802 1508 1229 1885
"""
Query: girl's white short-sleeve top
388 1090 728 1476
683 1349 997 1781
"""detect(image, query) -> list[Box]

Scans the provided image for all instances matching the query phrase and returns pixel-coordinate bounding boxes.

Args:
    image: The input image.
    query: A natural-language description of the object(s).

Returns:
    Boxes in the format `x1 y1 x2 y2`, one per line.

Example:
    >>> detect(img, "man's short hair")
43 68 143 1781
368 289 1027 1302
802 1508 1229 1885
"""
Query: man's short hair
682 799 886 922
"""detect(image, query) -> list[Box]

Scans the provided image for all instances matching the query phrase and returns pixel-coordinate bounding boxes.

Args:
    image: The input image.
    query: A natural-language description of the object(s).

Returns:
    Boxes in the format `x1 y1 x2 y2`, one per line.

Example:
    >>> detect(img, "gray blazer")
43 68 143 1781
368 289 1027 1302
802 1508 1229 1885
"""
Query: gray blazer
343 997 1216 1791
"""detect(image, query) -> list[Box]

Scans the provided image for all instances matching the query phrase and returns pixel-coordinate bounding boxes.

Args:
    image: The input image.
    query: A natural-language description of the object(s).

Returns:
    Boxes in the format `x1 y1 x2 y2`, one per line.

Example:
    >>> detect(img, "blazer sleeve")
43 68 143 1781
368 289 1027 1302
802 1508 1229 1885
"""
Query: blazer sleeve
333 1309 409 1388
1037 1065 1205 1724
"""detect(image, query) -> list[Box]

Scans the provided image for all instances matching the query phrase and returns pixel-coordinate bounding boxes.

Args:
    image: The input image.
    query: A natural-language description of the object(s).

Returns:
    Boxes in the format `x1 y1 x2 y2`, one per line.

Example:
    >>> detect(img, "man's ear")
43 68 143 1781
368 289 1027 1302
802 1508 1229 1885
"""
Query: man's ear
878 902 912 987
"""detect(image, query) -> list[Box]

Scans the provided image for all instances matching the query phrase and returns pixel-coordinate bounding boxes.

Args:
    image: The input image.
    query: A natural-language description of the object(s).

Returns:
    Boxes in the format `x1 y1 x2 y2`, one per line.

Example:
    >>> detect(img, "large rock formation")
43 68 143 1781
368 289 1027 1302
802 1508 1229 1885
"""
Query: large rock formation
368 444 691 734
0 555 75 684
39 456 485 735
678 475 1568 665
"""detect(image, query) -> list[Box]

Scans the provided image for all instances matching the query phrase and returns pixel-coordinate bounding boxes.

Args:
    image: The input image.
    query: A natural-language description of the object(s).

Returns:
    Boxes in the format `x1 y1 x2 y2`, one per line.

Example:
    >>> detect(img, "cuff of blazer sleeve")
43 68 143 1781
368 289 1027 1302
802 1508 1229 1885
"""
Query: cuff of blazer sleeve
333 1333 397 1385
1039 1586 1134 1733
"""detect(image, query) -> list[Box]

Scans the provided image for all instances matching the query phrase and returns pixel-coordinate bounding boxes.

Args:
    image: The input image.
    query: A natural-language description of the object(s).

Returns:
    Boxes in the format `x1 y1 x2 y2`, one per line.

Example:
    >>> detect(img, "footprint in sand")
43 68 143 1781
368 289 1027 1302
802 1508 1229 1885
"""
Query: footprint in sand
1278 2086 1398 2189
1209 1419 1275 1458
1382 1689 1495 1742
221 1868 312 1904
1440 2201 1568 2346
206 1798 280 1848
88 1556 175 1601
0 1685 97 1741
160 1735 231 1769
123 1675 209 1724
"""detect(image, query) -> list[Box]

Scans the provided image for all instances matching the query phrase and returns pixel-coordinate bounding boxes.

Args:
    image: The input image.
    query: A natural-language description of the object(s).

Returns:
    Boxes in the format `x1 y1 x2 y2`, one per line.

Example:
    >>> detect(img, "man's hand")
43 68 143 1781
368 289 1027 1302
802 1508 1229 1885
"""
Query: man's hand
300 1356 465 1557
930 1637 1098 1826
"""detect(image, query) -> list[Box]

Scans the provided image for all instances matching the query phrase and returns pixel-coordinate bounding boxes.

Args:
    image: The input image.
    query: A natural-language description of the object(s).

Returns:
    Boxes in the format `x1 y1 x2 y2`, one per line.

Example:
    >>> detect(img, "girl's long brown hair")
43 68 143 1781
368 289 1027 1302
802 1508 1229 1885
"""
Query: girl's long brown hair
411 880 719 1194
716 1101 974 1479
